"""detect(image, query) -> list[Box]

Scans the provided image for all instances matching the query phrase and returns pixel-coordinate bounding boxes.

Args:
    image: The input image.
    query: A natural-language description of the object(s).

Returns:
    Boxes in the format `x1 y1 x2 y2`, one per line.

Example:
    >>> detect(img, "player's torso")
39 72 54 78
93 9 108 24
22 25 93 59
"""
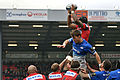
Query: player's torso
77 24 90 41
72 40 88 56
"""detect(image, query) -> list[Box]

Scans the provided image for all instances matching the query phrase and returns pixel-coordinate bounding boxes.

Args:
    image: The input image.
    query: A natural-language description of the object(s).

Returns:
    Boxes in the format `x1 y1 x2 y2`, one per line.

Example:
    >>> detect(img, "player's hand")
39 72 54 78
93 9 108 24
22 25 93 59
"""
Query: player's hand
57 45 65 48
80 68 87 74
67 10 71 14
86 63 90 68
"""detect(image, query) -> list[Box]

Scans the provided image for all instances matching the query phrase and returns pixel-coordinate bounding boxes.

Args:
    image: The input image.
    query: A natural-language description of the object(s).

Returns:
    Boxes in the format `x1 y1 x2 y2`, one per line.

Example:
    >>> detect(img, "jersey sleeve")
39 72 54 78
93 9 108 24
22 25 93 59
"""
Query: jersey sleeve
68 38 73 43
86 43 96 55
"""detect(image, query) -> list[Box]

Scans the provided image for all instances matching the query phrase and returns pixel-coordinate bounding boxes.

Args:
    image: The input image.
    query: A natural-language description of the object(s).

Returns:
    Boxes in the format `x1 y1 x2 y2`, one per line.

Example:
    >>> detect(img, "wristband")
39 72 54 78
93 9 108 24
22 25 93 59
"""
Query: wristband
99 64 102 67
71 11 75 14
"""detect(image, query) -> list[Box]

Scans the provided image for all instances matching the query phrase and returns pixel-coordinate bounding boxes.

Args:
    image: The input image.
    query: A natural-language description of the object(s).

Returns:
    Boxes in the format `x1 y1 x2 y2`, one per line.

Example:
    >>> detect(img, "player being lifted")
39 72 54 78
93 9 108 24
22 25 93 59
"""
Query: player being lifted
66 4 90 41
57 30 101 69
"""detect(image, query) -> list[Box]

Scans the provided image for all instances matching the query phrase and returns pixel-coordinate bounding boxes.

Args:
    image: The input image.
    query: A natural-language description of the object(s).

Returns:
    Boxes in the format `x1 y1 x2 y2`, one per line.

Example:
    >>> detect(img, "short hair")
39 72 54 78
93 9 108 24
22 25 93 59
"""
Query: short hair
71 61 80 69
51 63 59 72
103 59 112 71
70 30 81 38
79 16 88 24
28 65 37 74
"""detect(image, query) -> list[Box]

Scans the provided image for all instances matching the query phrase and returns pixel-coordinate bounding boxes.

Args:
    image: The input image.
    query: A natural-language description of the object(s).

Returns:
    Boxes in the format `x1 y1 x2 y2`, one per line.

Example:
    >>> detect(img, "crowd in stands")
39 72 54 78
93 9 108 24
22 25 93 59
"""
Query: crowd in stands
2 60 119 80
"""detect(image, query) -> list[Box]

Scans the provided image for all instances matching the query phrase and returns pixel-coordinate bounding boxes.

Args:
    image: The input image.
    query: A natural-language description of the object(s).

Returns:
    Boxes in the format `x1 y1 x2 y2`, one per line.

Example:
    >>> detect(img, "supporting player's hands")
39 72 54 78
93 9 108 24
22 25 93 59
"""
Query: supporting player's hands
80 68 87 74
86 63 91 69
57 45 65 48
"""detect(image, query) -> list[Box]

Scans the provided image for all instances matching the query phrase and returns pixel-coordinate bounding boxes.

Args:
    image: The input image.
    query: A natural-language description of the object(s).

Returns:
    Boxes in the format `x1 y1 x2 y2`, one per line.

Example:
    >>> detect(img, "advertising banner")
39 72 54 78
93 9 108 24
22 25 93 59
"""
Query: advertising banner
6 9 48 21
88 10 120 22
76 10 88 19
101 54 120 58
6 53 38 58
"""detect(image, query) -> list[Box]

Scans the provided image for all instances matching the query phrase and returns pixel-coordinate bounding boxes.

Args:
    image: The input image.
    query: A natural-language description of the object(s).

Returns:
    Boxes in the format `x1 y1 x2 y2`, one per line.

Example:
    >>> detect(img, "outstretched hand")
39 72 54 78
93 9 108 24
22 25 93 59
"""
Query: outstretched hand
57 45 65 48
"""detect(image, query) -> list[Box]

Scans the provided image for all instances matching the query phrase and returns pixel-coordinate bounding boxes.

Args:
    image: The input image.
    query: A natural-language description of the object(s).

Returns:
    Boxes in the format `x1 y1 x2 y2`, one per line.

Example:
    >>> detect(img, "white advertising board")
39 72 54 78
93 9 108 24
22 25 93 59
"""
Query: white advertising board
88 10 120 22
6 9 48 21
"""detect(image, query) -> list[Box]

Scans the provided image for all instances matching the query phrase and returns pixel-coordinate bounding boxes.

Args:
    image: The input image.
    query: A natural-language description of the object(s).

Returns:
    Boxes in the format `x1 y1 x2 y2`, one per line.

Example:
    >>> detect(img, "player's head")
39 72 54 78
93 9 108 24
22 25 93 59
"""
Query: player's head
102 59 112 71
79 16 88 24
71 60 80 72
27 65 37 74
51 63 60 72
70 30 81 43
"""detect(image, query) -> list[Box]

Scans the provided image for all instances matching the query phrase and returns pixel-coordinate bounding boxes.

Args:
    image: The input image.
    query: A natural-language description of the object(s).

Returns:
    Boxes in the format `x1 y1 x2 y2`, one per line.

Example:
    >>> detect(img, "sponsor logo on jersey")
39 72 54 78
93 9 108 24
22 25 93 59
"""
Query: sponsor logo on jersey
26 74 43 80
65 71 76 77
49 74 62 79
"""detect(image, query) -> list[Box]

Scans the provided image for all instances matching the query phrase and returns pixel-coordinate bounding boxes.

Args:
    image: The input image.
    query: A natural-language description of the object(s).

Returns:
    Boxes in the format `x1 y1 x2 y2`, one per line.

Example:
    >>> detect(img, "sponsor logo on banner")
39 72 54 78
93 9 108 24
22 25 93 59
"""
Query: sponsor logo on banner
115 11 120 16
71 10 88 20
101 54 120 58
7 12 26 17
88 10 108 20
6 10 48 20
76 10 88 18
27 11 47 17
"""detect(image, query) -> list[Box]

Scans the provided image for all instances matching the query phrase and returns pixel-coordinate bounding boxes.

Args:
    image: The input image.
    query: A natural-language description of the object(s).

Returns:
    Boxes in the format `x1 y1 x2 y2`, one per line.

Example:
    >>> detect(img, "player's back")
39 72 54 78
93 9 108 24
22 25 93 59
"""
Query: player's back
23 73 46 80
106 69 120 80
90 71 110 80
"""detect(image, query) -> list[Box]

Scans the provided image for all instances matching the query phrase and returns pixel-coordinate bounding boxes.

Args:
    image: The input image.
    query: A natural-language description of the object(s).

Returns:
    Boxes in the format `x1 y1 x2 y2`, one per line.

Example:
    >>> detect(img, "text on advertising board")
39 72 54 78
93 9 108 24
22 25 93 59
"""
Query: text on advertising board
116 11 120 16
7 11 47 17
89 11 108 16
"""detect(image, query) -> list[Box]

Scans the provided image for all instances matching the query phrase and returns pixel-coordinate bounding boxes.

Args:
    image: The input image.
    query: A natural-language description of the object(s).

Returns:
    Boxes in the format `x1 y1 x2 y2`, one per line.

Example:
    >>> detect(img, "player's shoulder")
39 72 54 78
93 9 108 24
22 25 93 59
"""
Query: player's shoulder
110 69 119 74
82 39 92 47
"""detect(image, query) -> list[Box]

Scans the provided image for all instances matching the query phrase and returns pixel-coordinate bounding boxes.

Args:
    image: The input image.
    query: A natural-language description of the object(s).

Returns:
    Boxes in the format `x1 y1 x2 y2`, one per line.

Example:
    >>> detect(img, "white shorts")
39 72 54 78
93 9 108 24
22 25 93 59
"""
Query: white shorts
73 55 87 69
